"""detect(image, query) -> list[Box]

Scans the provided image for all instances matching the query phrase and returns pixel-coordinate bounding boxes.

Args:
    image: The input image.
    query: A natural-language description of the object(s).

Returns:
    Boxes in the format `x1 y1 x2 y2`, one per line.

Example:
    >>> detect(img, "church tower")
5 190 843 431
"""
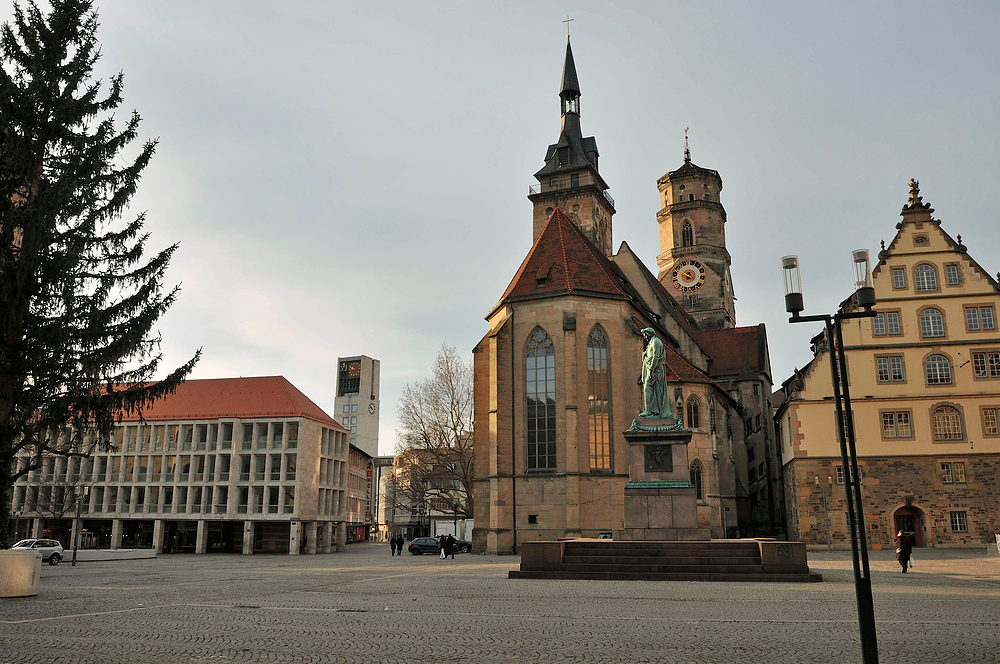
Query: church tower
528 38 615 256
656 140 736 330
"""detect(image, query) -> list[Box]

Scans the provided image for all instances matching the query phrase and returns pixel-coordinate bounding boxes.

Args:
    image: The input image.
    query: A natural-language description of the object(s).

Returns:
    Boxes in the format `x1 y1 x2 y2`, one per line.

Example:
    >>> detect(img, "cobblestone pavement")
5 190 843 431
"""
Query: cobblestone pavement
1 543 998 663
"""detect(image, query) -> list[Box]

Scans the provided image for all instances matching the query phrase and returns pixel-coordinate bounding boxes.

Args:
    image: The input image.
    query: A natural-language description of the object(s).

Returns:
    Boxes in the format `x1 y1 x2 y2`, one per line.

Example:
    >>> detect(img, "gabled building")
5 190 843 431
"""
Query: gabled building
775 181 1000 548
472 38 782 554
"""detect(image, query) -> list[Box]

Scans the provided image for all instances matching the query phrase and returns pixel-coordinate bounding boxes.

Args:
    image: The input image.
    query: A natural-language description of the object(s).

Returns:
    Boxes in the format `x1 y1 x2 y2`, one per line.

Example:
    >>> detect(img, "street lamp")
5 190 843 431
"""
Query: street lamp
782 251 879 664
71 485 91 567
815 476 833 552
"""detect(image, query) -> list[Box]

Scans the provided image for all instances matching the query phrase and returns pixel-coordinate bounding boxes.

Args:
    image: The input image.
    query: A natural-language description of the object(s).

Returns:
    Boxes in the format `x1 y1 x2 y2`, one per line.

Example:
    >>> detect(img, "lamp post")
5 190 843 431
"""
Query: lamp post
783 251 879 663
815 476 833 552
71 485 90 567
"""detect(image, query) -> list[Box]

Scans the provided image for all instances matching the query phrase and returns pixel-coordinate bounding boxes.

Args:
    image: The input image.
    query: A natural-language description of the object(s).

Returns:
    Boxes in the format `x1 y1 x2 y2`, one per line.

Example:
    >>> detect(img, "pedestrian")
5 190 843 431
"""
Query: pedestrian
390 535 397 556
894 530 912 573
446 533 456 559
396 534 404 556
439 534 447 559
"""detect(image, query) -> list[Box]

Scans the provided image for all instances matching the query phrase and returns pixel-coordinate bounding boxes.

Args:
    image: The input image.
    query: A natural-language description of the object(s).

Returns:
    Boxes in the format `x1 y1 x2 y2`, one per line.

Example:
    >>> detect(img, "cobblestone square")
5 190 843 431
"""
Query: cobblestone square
1 543 998 663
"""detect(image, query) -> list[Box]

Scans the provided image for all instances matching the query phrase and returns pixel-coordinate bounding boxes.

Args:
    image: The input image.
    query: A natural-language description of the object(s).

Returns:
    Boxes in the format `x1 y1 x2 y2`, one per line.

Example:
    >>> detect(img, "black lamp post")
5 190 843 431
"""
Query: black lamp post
783 251 879 663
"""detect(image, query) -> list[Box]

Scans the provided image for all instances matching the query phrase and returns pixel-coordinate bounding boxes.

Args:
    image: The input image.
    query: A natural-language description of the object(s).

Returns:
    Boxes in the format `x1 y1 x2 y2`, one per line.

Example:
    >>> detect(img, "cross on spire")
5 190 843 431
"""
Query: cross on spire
563 15 574 38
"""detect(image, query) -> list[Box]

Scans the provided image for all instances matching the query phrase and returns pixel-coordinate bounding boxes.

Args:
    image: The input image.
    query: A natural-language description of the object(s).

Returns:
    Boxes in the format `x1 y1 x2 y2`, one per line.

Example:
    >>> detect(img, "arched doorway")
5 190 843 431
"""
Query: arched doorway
892 506 925 547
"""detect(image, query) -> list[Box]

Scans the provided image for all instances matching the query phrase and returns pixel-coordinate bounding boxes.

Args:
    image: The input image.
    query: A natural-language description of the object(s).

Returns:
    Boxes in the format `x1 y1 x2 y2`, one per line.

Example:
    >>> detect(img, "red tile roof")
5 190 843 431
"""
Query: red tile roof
663 344 713 384
118 376 343 428
495 208 640 311
694 325 764 378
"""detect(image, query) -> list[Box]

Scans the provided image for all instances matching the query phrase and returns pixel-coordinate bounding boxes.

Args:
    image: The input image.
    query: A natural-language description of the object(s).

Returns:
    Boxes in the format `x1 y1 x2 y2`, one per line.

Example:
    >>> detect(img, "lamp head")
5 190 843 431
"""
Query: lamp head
782 255 804 315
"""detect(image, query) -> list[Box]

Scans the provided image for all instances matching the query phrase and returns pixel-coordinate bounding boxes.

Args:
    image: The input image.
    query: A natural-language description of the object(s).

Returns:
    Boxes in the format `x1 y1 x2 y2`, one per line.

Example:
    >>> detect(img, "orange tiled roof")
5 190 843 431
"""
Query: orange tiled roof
663 344 713 384
118 376 343 428
694 325 763 378
496 208 639 308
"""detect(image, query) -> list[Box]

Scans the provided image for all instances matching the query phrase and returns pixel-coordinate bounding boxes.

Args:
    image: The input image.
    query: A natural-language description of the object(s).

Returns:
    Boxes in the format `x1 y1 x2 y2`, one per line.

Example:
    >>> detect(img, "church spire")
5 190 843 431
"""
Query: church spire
684 127 691 163
560 38 581 123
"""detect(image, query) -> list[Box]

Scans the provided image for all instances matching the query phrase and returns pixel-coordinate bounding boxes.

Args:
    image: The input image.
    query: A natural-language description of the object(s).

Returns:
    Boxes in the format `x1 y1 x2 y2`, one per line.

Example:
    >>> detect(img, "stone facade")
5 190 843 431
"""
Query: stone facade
776 180 1000 548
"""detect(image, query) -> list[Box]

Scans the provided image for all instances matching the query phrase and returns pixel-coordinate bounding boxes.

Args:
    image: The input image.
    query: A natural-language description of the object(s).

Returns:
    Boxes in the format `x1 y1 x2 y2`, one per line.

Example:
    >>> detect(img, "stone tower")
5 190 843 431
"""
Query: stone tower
655 142 736 330
528 37 615 256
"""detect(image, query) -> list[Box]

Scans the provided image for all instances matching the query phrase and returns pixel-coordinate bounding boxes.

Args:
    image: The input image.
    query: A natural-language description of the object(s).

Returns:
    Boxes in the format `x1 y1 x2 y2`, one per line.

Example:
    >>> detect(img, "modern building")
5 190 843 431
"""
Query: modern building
10 376 353 555
333 355 380 458
775 180 1000 548
472 38 781 554
371 455 395 540
344 443 373 543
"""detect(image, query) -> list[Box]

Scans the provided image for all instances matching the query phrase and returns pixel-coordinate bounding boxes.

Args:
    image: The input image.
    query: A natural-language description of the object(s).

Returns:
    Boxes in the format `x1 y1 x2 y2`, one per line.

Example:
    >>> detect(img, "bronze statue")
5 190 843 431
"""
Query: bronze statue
638 328 672 419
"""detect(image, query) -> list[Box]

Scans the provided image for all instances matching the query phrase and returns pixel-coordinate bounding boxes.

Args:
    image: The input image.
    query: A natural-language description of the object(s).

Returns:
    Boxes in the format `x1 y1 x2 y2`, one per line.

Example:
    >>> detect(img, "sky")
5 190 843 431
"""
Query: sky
6 1 1000 455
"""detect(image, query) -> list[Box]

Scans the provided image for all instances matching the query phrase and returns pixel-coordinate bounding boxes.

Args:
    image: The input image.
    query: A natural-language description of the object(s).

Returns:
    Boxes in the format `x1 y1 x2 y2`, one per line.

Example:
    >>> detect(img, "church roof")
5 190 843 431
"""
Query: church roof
560 38 580 96
492 208 641 313
659 158 722 184
694 325 767 379
116 376 343 427
663 344 714 385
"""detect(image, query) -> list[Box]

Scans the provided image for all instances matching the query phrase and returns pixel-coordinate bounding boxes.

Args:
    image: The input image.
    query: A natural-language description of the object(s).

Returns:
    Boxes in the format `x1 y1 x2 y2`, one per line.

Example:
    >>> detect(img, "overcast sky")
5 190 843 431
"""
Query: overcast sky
8 1 1000 455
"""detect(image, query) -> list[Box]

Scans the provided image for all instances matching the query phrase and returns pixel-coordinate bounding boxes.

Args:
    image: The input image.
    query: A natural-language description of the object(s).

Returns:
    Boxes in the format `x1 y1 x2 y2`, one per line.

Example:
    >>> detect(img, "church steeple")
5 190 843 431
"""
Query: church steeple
529 37 615 256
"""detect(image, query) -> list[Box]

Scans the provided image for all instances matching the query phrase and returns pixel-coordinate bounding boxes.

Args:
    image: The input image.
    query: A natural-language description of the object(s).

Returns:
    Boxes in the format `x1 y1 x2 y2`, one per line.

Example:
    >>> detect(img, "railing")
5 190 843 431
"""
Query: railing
528 179 614 208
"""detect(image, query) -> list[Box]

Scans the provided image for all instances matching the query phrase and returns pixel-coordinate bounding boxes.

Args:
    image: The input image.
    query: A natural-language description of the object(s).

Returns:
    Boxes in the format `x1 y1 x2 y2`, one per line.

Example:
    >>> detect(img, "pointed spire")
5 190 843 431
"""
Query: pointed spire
684 127 691 163
561 38 581 97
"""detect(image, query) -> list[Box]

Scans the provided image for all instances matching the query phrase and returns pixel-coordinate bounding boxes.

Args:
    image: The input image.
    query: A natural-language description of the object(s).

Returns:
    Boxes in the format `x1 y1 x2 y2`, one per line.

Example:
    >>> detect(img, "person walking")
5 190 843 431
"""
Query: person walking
446 534 456 559
894 530 912 573
390 535 397 556
439 534 447 560
396 534 405 556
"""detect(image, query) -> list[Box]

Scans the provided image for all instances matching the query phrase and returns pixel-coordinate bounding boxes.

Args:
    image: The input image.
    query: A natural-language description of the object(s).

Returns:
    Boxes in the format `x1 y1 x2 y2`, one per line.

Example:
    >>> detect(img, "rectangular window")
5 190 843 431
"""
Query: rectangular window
881 411 912 439
887 311 901 335
954 461 966 483
891 268 906 289
218 455 230 481
876 356 904 382
268 487 280 514
950 511 968 532
219 422 231 450
242 424 253 450
179 455 190 481
165 455 177 481
876 357 889 381
873 313 886 336
194 455 205 481
287 422 298 449
177 486 187 513
237 487 249 514
983 407 1000 436
239 455 251 482
966 307 980 331
269 454 281 481
352 404 358 412
982 307 996 330
343 405 349 413
125 427 137 452
271 422 283 448
182 425 193 450
941 462 953 483
138 426 149 452
151 457 162 481
972 351 1000 379
283 487 295 514
191 487 201 513
167 425 178 451
154 426 164 451
285 454 296 481
162 486 172 513
945 264 960 285
196 424 208 451
256 423 268 449
835 465 863 485
254 455 266 481
252 487 264 514
216 487 228 514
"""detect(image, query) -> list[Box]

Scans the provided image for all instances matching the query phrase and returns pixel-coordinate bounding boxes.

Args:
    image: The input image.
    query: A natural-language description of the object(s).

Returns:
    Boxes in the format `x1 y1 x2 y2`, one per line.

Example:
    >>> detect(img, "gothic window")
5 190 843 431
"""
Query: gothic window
587 326 612 470
526 327 556 470
931 405 963 441
681 221 694 247
690 461 704 500
925 354 953 385
685 396 701 429
914 264 938 292
919 308 945 338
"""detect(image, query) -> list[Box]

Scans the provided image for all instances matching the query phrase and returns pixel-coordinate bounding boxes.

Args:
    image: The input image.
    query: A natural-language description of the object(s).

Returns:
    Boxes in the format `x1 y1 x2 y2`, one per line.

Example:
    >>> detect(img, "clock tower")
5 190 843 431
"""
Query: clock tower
655 142 736 330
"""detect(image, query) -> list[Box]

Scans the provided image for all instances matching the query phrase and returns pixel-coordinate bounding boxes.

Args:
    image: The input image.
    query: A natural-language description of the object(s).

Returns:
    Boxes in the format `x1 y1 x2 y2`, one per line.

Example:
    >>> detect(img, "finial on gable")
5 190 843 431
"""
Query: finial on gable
878 240 888 261
901 177 934 215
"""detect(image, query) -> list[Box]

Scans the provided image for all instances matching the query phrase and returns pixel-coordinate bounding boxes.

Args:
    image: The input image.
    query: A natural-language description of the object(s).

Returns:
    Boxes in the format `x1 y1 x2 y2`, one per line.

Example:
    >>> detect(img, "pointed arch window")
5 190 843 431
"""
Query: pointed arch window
682 221 694 247
526 327 557 470
685 396 701 429
690 460 704 501
587 326 612 470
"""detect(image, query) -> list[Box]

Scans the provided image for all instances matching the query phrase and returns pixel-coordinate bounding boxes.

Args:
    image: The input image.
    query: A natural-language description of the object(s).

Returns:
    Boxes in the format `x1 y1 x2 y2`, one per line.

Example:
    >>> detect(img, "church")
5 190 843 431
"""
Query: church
472 38 782 554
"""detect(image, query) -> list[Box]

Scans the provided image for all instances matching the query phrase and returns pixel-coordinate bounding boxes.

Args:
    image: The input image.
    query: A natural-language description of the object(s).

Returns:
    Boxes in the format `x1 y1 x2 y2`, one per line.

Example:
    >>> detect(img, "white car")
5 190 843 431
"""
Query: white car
11 538 64 565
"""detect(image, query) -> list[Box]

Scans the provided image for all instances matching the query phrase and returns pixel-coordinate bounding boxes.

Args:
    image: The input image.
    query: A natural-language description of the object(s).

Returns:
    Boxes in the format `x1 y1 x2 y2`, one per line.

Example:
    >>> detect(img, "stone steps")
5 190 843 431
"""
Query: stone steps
510 570 824 582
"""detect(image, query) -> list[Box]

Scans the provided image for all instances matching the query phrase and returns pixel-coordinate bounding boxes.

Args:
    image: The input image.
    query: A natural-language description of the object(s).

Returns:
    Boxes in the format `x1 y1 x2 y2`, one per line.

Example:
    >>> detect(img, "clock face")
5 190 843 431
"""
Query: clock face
671 260 706 293
368 403 376 415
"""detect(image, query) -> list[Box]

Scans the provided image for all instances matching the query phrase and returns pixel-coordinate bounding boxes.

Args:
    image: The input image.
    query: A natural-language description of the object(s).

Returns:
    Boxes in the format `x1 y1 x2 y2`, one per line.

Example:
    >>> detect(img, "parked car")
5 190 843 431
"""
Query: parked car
408 537 472 555
11 539 64 565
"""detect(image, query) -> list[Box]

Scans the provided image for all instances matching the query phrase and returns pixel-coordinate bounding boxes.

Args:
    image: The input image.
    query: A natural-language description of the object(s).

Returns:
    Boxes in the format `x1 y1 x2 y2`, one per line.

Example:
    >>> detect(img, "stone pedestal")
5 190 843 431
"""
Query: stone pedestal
613 422 710 541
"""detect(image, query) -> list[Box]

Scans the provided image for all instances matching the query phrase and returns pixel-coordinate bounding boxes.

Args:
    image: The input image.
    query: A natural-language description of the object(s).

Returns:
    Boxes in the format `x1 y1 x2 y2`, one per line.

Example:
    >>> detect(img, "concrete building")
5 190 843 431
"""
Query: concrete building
10 376 353 555
775 180 1000 549
333 356 380 458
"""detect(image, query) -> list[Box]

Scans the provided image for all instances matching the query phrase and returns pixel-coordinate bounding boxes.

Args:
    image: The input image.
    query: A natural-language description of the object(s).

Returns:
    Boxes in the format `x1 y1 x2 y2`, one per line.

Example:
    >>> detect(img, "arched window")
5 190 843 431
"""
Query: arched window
932 405 963 441
682 221 694 247
587 326 612 470
690 461 704 501
919 308 945 338
925 354 952 385
526 327 556 470
686 396 701 429
914 264 938 292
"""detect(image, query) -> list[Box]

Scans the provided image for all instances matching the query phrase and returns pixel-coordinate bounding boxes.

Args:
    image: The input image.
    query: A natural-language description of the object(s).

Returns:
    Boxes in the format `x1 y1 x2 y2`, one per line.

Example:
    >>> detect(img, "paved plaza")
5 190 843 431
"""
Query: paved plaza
1 542 998 663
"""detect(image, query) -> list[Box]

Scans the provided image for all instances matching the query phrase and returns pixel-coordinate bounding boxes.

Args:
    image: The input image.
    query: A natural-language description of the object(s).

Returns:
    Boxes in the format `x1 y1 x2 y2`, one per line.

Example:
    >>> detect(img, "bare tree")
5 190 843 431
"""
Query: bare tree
395 345 474 518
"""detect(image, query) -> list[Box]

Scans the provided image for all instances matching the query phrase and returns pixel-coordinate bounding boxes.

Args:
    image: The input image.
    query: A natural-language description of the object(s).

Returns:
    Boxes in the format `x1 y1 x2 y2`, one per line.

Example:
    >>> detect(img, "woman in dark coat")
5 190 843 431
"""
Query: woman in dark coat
894 530 912 573
390 535 397 556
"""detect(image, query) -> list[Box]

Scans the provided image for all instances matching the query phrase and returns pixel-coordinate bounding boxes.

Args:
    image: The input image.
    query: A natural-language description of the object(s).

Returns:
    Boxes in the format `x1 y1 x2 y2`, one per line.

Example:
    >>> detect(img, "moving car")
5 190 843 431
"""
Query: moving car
11 539 64 565
408 537 472 555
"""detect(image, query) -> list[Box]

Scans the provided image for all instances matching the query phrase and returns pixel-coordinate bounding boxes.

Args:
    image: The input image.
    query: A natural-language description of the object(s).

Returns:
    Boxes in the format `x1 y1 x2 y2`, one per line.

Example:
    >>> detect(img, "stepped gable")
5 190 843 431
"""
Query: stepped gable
494 208 642 312
117 376 342 427
694 326 764 378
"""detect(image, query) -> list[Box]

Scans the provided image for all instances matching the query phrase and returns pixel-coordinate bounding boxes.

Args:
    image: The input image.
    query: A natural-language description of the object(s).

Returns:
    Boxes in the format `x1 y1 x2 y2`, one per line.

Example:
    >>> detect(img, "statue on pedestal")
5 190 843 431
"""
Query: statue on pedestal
638 328 672 419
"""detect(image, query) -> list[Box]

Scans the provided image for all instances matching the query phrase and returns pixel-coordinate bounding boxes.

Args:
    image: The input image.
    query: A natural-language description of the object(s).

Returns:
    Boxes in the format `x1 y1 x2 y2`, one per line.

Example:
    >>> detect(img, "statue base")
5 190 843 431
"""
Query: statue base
613 423 710 542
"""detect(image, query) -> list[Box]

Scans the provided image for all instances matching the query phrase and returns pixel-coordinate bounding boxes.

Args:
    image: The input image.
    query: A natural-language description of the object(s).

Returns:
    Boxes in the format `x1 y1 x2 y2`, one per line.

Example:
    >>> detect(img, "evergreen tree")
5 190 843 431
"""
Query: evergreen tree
0 0 199 546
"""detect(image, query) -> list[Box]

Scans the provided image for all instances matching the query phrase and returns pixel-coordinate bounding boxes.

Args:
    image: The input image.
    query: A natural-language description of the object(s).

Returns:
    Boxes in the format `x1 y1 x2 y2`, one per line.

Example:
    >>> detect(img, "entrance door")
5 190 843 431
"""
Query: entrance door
893 507 923 547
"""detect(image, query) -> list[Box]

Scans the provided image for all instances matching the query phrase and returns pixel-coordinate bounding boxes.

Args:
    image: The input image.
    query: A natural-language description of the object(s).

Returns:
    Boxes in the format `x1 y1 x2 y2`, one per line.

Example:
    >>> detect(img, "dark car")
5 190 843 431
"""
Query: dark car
408 537 472 555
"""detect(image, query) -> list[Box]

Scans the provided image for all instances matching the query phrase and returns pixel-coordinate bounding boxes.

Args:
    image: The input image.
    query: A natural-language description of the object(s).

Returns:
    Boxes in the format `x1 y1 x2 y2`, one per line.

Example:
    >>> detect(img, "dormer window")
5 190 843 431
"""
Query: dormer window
557 147 570 165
